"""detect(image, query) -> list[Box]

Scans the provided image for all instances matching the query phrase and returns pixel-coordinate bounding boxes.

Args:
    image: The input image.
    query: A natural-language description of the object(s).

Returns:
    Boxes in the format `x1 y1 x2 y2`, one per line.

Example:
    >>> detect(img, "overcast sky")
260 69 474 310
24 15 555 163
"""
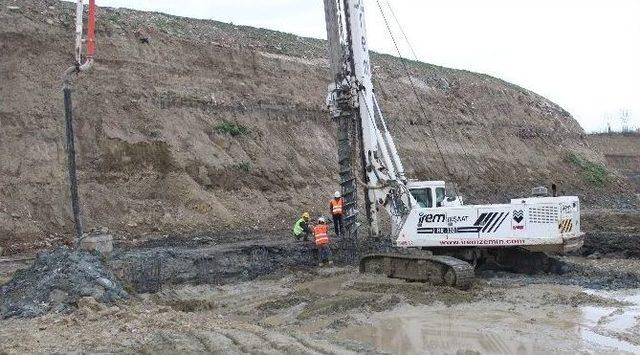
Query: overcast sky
85 0 639 132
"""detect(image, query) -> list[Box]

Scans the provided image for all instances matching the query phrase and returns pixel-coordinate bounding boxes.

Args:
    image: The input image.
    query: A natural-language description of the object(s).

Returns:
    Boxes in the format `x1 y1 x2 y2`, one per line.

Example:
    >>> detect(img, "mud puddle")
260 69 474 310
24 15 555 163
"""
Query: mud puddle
4 250 640 353
581 289 640 353
338 285 640 354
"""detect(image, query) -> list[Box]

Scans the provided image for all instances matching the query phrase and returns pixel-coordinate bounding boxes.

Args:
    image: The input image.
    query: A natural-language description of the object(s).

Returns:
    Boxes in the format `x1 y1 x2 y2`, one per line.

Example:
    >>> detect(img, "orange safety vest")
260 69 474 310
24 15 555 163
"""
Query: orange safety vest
313 224 329 246
330 198 344 216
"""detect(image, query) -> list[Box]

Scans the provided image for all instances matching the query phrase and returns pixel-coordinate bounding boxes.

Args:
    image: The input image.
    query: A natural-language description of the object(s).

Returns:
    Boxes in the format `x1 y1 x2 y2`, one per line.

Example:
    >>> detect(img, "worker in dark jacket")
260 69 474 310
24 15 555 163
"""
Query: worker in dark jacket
292 212 311 241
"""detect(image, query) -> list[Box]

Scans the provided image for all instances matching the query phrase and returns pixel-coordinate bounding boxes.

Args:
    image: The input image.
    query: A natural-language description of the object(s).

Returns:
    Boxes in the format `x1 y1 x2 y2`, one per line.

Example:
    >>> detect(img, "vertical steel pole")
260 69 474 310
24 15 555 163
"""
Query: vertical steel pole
63 85 83 241
62 0 96 244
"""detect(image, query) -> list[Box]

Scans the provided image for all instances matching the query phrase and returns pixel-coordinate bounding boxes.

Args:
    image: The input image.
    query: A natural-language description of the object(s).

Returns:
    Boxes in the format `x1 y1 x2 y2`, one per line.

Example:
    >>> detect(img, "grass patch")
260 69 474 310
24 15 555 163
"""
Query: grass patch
232 161 251 172
566 152 609 186
106 13 121 24
215 121 249 137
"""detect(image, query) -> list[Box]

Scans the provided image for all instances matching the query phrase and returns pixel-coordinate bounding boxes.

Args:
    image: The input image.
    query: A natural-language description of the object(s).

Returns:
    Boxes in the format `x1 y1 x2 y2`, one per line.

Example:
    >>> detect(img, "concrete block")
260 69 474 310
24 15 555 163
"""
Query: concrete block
80 232 113 256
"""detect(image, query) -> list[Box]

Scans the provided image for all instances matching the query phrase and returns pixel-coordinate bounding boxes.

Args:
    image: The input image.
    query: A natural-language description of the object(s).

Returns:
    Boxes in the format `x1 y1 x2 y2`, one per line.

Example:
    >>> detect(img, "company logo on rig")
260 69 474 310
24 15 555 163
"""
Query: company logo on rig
418 213 445 226
417 211 509 235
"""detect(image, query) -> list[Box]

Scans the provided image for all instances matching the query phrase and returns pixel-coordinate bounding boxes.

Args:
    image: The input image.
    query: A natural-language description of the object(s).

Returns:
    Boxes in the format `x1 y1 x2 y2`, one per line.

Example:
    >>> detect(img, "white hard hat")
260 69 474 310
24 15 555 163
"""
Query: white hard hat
334 191 341 198
318 217 326 223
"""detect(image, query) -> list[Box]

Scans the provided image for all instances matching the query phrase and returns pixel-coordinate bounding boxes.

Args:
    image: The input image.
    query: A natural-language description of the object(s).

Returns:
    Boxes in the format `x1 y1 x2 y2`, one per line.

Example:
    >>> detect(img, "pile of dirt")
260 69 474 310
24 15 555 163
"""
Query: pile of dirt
0 0 637 253
0 246 128 318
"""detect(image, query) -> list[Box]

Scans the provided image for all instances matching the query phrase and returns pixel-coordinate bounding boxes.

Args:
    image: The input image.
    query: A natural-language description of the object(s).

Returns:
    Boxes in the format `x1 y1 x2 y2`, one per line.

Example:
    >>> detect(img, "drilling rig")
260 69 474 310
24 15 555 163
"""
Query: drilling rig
322 0 584 289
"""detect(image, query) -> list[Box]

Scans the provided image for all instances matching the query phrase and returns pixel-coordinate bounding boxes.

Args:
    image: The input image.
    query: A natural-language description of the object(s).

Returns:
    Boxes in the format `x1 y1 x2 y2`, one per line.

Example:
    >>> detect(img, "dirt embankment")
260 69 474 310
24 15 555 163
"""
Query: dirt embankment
580 211 640 259
1 0 637 253
588 133 640 193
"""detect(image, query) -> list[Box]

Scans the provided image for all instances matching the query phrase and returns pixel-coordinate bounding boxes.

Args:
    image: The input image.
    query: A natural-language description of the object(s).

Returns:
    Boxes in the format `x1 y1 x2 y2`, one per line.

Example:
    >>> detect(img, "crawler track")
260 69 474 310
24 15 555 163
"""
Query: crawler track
359 253 474 290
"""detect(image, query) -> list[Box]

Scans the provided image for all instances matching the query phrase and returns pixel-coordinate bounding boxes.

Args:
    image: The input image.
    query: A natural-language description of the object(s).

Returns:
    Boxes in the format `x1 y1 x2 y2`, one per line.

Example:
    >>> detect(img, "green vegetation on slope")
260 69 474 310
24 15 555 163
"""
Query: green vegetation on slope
215 121 249 137
566 152 609 186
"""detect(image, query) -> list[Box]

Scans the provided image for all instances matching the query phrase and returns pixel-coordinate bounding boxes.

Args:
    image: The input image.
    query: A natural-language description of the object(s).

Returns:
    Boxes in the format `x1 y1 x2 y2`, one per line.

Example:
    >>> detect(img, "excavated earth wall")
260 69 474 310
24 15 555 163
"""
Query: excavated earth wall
588 132 640 193
0 0 637 254
109 235 359 293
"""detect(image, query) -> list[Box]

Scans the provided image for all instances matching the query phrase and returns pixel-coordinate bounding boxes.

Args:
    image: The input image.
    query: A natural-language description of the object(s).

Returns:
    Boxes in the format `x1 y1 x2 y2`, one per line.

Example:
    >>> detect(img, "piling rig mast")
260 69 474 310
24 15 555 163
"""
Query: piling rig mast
323 0 584 289
323 0 409 240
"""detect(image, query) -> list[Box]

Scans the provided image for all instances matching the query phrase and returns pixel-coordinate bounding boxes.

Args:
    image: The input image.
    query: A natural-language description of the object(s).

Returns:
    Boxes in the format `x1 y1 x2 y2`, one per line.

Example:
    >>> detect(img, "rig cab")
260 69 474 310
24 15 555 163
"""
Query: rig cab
407 180 464 208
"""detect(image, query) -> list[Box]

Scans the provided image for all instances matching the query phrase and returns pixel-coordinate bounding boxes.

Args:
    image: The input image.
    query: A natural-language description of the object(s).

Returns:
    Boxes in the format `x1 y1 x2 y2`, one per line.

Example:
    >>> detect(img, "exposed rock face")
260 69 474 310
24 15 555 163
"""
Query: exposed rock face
0 0 635 253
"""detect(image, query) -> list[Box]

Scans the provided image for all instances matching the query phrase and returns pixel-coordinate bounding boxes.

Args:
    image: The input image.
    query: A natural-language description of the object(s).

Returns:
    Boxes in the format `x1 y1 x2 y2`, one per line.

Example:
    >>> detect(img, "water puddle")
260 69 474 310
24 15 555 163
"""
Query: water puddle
339 304 578 354
580 289 640 354
338 287 640 354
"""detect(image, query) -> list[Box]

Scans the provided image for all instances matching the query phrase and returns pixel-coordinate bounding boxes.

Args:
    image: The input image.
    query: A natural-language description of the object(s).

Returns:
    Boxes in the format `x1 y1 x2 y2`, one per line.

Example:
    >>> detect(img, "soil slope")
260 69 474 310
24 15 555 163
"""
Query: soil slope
0 0 636 253
588 132 640 194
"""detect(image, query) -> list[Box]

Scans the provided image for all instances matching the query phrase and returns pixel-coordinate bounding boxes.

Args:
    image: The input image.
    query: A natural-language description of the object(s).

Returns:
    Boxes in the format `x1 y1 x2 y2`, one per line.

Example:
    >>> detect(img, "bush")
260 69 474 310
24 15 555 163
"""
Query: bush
107 13 121 23
215 121 249 137
565 152 609 186
232 161 251 172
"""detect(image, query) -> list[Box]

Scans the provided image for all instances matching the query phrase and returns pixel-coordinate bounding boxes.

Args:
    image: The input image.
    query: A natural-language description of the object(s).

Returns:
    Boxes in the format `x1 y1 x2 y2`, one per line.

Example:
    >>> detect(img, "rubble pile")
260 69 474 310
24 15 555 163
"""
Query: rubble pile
0 246 127 318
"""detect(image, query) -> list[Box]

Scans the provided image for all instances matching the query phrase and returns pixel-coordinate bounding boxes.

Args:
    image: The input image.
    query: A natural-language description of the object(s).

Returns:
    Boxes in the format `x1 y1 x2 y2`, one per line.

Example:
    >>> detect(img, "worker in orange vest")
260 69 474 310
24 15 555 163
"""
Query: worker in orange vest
313 217 332 266
329 191 344 238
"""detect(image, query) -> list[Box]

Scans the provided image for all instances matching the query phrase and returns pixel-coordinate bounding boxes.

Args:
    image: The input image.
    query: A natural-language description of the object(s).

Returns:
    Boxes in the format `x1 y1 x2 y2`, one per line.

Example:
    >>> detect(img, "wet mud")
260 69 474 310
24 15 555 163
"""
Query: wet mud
108 234 360 292
2 263 640 353
338 287 640 354
2 230 640 353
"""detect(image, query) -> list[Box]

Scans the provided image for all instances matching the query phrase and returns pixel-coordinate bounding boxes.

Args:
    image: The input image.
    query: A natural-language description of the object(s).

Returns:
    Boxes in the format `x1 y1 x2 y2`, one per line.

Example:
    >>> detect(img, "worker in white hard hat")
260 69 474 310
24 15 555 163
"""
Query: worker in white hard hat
329 191 344 238
313 217 332 266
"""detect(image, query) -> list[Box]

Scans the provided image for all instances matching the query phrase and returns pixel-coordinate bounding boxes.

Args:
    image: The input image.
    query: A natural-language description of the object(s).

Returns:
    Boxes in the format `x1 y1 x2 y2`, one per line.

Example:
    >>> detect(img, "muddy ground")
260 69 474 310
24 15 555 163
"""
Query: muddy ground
580 210 640 258
2 231 640 354
1 210 639 353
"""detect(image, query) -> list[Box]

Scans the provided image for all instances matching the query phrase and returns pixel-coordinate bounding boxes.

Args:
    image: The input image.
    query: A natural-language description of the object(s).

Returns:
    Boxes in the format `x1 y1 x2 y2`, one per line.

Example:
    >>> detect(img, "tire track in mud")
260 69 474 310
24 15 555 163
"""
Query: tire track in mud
144 330 241 353
291 334 359 355
142 325 339 354
191 330 243 353
218 326 336 354
237 328 321 354
219 328 278 354
478 333 512 354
